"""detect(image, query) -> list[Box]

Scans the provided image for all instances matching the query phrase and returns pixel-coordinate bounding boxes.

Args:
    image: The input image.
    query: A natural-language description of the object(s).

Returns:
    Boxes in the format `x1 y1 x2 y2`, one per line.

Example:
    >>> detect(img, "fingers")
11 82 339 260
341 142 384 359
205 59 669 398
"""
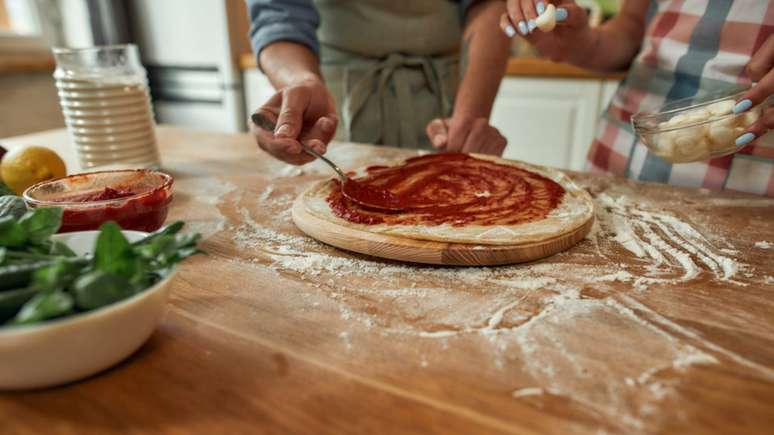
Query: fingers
553 3 586 30
299 115 338 154
460 119 507 155
426 118 449 149
746 36 774 82
505 1 529 37
249 107 311 165
275 87 311 139
446 118 473 152
734 68 774 115
500 13 518 38
484 131 508 156
736 107 774 147
521 0 540 33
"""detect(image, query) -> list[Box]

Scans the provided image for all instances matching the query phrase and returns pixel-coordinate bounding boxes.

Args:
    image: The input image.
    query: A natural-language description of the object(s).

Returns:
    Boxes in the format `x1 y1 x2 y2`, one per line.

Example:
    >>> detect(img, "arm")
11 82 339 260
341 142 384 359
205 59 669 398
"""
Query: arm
570 0 649 72
426 0 510 155
245 0 337 165
455 0 512 120
500 0 649 73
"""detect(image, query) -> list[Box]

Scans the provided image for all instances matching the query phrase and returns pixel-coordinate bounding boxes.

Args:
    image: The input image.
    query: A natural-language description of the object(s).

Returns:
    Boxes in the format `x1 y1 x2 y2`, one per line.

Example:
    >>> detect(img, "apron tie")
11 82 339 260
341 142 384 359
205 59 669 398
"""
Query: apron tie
342 52 450 147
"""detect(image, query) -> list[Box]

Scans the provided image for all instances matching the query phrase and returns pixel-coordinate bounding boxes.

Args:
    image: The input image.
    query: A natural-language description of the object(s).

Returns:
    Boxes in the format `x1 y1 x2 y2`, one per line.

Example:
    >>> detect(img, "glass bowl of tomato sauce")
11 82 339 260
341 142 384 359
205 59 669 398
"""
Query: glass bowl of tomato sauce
23 169 173 233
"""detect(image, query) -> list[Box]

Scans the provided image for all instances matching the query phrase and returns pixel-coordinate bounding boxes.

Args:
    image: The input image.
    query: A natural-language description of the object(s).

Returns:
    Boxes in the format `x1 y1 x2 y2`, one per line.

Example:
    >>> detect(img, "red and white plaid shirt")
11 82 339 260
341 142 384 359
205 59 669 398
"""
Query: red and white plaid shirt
586 0 774 196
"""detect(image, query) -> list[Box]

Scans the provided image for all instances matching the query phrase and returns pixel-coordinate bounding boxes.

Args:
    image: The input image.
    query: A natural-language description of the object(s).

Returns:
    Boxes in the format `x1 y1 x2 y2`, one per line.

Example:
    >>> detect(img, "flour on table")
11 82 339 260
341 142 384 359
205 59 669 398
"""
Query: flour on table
755 240 772 249
221 185 766 432
511 387 545 398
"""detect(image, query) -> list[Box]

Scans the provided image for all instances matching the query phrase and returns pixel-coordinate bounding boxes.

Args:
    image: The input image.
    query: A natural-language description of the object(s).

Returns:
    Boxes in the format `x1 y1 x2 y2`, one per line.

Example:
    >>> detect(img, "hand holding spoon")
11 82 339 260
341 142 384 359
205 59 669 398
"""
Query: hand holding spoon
250 113 404 211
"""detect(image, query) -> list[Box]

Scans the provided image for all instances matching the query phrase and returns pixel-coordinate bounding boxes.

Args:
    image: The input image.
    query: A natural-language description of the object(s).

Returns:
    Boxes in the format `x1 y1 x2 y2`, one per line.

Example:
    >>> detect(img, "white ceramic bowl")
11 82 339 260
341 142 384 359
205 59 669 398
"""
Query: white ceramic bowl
0 230 176 390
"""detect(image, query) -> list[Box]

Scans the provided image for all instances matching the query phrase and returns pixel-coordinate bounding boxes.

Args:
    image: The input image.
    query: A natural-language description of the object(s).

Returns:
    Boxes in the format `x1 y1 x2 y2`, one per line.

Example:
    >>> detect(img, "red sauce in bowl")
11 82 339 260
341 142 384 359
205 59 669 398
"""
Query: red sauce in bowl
24 170 173 233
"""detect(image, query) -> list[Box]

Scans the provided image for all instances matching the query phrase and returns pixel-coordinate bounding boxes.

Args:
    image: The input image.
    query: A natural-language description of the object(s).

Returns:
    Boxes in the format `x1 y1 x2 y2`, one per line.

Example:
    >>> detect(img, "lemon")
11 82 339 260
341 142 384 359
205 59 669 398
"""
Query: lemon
1 146 66 195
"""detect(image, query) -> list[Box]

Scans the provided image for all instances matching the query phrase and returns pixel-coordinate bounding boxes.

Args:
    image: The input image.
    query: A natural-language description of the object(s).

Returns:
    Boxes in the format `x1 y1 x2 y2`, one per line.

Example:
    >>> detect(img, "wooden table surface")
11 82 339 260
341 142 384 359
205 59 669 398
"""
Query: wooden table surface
1 127 773 434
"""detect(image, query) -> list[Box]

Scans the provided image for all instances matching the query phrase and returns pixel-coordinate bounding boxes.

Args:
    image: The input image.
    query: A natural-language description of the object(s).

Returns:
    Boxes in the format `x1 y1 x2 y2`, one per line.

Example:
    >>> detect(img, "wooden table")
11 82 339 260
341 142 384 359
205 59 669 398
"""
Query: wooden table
1 127 773 434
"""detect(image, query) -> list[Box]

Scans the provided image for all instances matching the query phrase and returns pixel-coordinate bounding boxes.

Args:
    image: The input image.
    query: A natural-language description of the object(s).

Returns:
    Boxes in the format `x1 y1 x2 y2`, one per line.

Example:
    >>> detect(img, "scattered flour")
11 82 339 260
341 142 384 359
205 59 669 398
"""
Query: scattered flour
219 187 765 432
755 241 772 249
511 387 545 398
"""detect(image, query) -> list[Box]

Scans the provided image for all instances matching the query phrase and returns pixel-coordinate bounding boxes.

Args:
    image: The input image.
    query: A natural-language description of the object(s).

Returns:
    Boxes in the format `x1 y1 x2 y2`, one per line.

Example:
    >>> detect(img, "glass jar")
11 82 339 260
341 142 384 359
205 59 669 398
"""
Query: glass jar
53 44 161 170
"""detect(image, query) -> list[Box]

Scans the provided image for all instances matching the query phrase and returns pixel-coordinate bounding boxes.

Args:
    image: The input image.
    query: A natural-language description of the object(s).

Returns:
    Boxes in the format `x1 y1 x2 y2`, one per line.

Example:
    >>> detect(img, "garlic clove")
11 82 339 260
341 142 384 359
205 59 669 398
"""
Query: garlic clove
535 4 557 32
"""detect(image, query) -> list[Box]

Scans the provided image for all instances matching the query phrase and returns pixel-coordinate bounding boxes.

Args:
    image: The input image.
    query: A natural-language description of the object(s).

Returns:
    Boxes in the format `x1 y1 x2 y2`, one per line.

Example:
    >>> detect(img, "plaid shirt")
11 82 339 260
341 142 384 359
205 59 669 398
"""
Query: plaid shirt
586 1 774 196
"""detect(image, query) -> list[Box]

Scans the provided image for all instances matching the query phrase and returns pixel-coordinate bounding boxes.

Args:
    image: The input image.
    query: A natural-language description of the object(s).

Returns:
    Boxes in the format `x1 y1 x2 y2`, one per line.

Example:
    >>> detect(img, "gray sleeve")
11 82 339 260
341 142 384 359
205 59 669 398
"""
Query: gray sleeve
245 0 320 61
459 0 476 22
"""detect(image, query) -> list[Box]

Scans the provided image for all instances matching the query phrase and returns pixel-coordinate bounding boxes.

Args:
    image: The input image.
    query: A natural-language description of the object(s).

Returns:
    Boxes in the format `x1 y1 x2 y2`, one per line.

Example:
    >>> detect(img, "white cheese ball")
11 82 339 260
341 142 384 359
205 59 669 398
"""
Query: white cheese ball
654 131 676 154
706 100 735 116
666 113 690 127
741 109 761 128
707 122 736 150
535 4 557 32
673 135 710 162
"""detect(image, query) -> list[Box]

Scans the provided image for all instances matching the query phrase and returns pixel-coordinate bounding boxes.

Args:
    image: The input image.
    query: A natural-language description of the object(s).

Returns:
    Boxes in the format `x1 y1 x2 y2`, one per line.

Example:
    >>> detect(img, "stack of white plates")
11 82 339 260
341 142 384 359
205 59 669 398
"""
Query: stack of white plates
56 78 161 169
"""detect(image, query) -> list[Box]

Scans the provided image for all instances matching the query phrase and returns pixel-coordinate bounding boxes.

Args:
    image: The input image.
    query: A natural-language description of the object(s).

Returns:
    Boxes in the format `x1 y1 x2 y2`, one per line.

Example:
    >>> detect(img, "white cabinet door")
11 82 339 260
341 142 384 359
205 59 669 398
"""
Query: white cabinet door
492 78 602 170
243 69 276 117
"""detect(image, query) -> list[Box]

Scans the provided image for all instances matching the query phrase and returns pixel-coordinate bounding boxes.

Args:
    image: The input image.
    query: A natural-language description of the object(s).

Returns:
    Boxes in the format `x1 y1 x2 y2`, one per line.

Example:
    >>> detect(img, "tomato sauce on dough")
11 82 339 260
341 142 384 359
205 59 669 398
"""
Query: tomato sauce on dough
326 153 565 226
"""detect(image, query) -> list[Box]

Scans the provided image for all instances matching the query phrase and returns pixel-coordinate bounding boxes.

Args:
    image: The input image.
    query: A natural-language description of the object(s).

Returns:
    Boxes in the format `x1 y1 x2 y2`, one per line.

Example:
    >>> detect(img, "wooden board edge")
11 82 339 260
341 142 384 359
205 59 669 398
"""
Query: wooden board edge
292 196 594 266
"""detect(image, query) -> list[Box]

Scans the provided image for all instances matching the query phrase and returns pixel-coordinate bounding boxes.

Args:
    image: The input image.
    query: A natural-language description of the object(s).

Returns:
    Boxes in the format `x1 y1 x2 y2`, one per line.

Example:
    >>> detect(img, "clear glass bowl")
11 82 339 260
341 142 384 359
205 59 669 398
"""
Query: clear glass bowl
631 88 766 163
23 169 173 233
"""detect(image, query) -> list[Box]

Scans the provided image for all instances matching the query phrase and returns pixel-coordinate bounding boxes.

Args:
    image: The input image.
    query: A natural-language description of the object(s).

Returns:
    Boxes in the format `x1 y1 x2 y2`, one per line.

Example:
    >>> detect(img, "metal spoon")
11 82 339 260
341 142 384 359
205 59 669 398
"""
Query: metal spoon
250 113 403 211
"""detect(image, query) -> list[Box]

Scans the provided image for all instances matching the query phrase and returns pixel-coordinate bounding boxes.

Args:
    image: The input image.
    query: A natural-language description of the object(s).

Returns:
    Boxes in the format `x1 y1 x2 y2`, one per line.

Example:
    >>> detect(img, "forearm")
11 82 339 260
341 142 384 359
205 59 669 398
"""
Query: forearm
453 0 511 119
568 0 648 72
259 42 323 89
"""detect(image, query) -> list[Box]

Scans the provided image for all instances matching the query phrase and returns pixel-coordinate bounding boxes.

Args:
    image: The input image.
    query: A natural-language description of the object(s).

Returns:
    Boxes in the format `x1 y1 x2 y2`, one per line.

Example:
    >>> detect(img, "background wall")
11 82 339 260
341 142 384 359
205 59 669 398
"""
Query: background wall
0 72 63 138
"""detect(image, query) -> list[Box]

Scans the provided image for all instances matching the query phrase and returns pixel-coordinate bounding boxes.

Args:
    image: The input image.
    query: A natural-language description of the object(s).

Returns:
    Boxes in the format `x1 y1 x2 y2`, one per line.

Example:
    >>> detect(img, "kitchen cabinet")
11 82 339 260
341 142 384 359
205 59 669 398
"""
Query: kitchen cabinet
492 76 619 170
243 69 619 170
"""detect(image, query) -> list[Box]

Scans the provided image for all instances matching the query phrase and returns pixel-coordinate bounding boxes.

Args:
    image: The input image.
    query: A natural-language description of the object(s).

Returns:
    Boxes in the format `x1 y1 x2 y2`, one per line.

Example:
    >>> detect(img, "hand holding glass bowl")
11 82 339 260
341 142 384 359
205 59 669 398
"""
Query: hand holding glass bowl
632 88 768 163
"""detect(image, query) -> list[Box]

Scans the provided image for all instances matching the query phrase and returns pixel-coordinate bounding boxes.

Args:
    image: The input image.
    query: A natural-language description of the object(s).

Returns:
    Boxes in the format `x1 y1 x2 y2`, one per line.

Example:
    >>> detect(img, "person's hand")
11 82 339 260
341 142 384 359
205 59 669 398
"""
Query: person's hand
733 35 774 147
249 77 338 165
426 116 507 155
499 0 594 64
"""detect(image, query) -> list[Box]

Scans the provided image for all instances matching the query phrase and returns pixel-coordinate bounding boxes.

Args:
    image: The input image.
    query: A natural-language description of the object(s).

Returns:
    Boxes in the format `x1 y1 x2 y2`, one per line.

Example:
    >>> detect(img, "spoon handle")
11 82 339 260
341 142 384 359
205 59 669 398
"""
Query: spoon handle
299 143 348 181
250 113 347 181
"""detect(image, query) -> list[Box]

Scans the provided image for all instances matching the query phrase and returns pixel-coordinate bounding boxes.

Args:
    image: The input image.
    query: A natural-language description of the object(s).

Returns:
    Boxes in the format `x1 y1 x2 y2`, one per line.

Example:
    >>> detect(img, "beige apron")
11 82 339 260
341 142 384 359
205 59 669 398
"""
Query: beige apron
313 0 462 149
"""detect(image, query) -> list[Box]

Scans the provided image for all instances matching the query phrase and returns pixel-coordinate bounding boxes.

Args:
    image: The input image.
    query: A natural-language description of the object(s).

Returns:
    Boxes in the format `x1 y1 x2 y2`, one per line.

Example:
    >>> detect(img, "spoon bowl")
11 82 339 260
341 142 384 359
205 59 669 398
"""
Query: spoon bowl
250 113 405 211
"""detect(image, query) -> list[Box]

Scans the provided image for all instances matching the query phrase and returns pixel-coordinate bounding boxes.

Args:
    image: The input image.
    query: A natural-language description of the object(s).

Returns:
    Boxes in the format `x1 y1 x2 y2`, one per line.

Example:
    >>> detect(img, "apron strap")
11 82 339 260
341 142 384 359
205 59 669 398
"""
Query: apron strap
342 53 449 147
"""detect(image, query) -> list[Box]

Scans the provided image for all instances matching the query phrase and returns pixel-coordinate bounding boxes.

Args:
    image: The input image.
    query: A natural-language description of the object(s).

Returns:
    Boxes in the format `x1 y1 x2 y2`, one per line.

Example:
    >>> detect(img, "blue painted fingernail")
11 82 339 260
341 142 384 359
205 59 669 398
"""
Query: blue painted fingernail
505 24 516 37
528 19 537 33
556 8 568 22
733 99 753 114
736 132 756 146
536 1 546 14
518 20 529 35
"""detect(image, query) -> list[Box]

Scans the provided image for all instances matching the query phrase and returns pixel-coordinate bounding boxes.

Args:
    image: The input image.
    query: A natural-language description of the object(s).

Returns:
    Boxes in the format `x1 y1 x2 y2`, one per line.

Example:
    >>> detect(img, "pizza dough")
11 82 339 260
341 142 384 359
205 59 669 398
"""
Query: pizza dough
296 153 594 246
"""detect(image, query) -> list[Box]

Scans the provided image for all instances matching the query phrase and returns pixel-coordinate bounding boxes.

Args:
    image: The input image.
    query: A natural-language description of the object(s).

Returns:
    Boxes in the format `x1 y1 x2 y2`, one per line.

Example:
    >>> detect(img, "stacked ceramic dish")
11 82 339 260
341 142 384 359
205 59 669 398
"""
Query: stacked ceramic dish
53 45 161 170
56 78 160 169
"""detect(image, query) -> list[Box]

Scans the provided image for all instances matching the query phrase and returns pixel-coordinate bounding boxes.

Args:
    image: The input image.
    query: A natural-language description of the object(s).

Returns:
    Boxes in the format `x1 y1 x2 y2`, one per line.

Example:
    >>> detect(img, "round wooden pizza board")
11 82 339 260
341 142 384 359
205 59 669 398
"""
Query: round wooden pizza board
292 196 594 266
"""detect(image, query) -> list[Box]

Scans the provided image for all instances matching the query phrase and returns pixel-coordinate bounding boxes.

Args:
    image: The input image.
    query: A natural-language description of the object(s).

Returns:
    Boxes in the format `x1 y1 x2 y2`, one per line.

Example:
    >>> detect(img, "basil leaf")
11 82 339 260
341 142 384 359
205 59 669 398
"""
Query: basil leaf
0 247 5 265
0 287 39 323
0 216 28 247
134 234 177 260
94 222 137 275
73 270 133 310
48 240 77 257
131 221 184 247
11 290 74 325
32 257 84 293
19 208 63 245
